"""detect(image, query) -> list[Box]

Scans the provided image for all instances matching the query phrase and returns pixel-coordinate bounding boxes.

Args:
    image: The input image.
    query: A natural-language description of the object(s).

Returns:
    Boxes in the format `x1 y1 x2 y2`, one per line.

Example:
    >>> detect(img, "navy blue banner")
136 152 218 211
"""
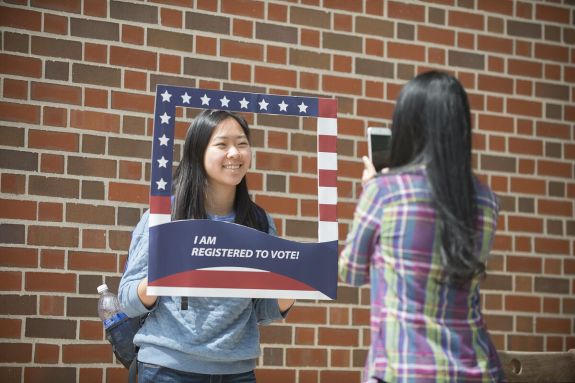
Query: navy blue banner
148 219 338 299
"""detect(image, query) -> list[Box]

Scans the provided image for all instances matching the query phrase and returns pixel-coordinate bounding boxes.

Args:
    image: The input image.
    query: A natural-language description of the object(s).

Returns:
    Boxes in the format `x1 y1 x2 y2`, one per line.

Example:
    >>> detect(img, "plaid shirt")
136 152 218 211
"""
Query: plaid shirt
340 165 505 383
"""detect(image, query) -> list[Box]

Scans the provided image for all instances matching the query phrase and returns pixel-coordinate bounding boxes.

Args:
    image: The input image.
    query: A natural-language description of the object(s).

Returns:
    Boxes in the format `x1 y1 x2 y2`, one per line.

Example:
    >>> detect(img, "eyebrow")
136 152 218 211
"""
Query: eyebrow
212 134 248 140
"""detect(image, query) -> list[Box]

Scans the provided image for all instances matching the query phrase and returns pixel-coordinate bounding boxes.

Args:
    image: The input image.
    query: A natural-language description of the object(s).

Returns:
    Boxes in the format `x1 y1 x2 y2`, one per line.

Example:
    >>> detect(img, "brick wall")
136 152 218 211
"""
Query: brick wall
0 0 573 382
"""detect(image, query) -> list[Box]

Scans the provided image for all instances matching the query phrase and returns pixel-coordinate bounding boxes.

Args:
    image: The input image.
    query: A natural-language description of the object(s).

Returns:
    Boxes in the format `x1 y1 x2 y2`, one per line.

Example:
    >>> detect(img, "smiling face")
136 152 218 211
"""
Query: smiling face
203 117 252 194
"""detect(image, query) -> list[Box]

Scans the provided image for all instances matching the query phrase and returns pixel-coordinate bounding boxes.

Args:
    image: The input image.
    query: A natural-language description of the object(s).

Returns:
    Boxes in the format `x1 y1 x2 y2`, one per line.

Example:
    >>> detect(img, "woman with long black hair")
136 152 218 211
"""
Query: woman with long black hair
340 71 505 382
119 109 294 382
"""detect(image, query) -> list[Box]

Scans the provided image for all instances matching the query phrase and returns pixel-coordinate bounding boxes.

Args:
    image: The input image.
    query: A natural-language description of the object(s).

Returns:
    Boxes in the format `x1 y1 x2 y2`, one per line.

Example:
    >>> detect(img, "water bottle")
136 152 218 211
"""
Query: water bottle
97 283 128 330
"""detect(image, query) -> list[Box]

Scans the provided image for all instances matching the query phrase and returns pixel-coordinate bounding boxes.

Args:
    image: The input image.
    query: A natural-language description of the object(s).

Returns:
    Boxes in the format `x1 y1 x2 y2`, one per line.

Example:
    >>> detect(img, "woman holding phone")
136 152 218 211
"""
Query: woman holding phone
340 71 505 383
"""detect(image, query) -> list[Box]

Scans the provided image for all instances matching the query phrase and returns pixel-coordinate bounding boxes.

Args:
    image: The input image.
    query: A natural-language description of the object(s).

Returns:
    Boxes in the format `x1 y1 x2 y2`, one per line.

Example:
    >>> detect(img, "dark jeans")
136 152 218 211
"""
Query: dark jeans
138 362 256 383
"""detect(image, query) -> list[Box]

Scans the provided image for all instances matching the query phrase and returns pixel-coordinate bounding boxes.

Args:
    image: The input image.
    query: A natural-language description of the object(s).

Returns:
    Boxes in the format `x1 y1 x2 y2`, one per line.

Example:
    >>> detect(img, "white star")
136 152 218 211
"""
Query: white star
298 102 308 113
157 156 168 168
220 96 230 107
258 98 269 110
278 100 288 112
156 178 167 190
160 112 171 124
239 97 249 109
161 90 172 102
201 94 211 105
158 134 170 146
181 92 191 104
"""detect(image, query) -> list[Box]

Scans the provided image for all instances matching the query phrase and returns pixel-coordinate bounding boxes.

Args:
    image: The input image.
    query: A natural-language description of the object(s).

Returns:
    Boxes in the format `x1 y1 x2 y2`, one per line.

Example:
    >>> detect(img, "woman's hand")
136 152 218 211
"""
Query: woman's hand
361 156 377 186
361 156 389 186
277 299 295 315
137 277 158 308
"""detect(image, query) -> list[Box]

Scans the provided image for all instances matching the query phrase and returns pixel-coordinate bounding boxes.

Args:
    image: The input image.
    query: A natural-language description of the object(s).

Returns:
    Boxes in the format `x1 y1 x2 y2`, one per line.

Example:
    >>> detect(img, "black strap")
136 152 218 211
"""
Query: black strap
181 296 188 310
128 358 138 383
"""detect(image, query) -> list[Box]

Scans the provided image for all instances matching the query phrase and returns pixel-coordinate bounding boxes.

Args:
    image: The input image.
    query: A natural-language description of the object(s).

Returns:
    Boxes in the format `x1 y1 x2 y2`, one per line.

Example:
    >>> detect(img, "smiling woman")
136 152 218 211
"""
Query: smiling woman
118 109 294 382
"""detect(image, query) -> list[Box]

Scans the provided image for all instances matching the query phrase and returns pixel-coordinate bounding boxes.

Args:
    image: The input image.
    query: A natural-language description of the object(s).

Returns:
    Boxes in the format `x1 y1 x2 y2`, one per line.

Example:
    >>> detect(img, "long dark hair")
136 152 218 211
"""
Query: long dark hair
388 71 482 286
172 109 269 232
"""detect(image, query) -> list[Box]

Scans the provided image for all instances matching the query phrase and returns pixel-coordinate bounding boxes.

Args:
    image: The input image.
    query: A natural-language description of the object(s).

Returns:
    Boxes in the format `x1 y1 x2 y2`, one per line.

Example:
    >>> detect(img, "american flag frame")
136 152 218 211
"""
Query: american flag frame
146 85 338 300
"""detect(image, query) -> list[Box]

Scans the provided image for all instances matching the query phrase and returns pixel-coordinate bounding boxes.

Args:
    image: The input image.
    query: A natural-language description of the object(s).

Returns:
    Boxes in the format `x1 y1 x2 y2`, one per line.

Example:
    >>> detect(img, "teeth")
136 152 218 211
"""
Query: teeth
223 164 241 169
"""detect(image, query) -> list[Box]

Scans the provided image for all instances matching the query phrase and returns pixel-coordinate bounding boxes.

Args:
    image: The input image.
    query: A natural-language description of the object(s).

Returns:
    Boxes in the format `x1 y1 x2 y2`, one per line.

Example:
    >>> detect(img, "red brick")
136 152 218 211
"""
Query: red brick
507 99 542 118
84 0 107 17
267 46 286 65
286 348 327 367
109 182 149 204
357 99 394 120
160 8 182 28
84 43 107 63
3 78 28 100
537 160 571 178
536 318 571 334
449 10 484 30
121 24 144 45
34 343 59 364
38 202 63 222
510 177 545 195
286 306 327 324
0 318 22 339
221 40 263 61
231 63 251 82
0 343 32 363
535 43 569 63
387 42 425 62
301 29 320 47
29 130 79 152
222 0 264 18
62 344 113 363
68 251 117 272
40 249 65 269
84 88 108 108
506 255 542 273
535 237 570 255
160 54 181 74
110 46 156 70
318 327 358 346
418 25 455 46
0 6 42 31
28 226 78 247
43 106 68 127
505 295 541 312
507 215 543 233
508 59 542 78
0 271 22 290
44 13 67 35
0 101 40 124
41 153 65 174
39 295 65 316
70 110 121 133
111 91 154 114
31 82 82 105
26 272 76 292
255 66 297 88
387 1 424 22
538 199 573 217
536 4 570 24
0 199 37 220
255 369 296 383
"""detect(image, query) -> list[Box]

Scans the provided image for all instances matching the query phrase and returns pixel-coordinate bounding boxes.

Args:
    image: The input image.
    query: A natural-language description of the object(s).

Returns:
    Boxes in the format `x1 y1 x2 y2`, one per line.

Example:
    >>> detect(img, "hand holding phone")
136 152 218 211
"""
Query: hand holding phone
367 127 392 172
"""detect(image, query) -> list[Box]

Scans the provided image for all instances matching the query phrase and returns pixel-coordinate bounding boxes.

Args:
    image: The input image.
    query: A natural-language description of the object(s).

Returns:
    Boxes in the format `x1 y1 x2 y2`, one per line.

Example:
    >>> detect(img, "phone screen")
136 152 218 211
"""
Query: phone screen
369 129 392 172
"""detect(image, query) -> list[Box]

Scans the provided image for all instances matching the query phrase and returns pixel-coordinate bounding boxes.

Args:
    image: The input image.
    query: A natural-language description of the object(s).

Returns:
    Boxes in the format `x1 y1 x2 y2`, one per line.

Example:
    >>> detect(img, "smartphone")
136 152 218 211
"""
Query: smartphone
367 127 392 172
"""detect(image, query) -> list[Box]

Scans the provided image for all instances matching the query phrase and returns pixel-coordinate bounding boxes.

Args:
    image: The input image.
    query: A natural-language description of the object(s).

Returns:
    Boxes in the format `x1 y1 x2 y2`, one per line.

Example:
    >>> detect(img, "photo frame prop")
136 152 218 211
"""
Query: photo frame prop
147 85 338 300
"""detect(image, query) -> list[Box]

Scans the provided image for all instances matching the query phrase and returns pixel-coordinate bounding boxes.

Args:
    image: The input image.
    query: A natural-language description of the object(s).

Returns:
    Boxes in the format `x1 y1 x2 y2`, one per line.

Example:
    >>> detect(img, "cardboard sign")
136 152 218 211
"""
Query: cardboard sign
147 85 338 300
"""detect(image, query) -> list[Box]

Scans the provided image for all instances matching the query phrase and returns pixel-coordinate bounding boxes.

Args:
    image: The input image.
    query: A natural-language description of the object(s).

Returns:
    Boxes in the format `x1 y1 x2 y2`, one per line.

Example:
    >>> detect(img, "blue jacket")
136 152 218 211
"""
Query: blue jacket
118 210 285 374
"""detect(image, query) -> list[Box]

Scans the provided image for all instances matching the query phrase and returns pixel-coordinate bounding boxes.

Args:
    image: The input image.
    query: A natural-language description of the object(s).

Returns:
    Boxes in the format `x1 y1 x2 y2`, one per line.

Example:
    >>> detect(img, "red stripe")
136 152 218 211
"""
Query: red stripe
318 135 337 152
318 169 337 187
318 98 337 118
149 269 315 291
319 204 337 221
150 195 171 214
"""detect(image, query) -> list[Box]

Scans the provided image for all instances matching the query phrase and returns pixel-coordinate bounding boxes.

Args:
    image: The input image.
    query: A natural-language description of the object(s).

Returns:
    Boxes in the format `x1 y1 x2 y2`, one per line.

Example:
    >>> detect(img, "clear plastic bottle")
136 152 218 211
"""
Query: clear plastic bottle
97 283 128 330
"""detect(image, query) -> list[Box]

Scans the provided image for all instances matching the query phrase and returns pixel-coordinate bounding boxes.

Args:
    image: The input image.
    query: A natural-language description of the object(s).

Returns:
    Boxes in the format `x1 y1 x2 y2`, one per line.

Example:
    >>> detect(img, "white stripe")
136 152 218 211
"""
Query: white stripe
147 286 332 300
199 267 267 272
318 186 337 204
317 117 337 136
319 221 338 242
317 152 337 170
149 214 171 227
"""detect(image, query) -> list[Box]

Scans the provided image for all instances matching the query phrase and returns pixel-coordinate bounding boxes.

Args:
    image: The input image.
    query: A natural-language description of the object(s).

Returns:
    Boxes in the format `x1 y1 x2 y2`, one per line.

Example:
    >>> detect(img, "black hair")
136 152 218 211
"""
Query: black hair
388 71 482 286
172 109 269 233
